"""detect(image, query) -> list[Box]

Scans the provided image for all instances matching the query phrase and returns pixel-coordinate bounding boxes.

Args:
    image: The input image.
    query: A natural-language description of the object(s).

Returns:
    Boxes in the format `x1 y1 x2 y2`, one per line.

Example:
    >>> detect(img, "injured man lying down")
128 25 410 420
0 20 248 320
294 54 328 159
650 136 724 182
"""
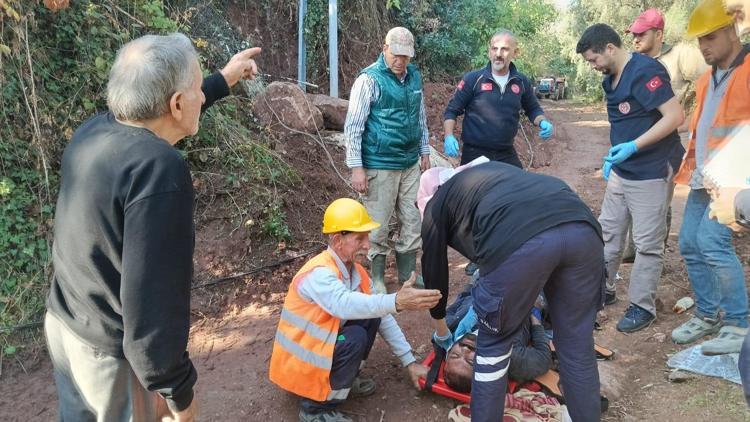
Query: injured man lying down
439 283 553 393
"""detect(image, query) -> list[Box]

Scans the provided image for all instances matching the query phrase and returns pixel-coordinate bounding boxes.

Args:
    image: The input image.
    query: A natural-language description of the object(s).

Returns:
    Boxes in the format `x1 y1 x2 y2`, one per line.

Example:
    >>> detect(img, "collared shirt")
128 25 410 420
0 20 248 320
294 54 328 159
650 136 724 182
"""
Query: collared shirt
603 52 684 180
690 67 733 189
296 248 416 366
344 71 430 168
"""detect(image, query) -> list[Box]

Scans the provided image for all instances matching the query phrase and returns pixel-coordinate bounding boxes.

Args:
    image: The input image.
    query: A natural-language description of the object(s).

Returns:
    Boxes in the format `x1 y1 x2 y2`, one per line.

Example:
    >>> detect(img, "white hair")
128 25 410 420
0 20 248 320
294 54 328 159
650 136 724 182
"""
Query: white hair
107 33 198 121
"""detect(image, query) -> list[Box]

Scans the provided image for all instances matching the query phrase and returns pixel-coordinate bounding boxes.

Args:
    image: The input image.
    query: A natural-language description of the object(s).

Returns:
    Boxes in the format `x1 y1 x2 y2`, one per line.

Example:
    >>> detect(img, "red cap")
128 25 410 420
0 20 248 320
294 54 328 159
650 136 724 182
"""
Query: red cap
627 9 665 34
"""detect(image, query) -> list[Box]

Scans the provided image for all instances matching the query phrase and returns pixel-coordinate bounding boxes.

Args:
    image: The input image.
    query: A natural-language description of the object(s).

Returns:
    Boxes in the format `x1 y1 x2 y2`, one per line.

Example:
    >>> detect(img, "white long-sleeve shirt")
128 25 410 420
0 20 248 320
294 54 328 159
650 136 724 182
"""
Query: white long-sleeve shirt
297 248 416 367
344 72 430 169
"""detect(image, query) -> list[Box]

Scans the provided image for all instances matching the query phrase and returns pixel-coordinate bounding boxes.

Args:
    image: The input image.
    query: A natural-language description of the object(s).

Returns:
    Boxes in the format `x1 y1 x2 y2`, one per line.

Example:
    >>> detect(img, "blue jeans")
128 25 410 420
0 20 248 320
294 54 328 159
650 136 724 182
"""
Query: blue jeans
678 189 748 327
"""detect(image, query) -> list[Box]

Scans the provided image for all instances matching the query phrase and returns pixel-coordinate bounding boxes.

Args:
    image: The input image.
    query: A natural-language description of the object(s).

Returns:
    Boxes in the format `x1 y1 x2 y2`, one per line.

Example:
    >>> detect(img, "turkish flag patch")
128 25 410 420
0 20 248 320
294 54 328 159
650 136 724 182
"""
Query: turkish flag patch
457 80 465 90
481 83 493 91
646 76 663 92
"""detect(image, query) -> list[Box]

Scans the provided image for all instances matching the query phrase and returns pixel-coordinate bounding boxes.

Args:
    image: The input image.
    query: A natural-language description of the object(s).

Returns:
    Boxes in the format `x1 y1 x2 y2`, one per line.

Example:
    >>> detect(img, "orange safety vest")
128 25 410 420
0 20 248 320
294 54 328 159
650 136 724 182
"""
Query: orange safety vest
268 250 372 402
674 52 750 185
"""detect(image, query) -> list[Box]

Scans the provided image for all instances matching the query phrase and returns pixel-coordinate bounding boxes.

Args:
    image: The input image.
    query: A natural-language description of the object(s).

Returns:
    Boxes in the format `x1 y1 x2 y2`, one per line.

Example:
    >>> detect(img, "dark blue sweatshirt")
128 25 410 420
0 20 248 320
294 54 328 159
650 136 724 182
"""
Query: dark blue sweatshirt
48 72 229 411
444 62 545 152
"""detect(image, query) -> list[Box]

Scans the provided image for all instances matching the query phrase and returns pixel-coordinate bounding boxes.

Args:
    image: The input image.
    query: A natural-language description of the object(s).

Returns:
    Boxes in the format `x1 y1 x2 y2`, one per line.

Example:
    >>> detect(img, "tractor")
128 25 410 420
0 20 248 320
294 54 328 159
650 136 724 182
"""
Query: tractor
535 76 567 100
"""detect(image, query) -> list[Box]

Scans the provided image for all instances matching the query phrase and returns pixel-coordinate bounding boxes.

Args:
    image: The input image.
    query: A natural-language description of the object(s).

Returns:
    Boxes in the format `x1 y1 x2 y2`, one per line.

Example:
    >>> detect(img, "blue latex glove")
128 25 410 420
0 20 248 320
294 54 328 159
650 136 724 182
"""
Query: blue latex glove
432 330 454 351
538 120 554 140
604 141 638 164
602 160 613 180
444 134 460 157
454 306 478 341
531 306 543 321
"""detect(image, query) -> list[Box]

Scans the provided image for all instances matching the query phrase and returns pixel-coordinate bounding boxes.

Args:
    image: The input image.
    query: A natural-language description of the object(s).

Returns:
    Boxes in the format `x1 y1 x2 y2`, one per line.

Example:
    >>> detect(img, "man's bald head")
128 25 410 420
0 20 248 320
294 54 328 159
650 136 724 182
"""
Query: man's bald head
487 30 519 75
489 30 518 48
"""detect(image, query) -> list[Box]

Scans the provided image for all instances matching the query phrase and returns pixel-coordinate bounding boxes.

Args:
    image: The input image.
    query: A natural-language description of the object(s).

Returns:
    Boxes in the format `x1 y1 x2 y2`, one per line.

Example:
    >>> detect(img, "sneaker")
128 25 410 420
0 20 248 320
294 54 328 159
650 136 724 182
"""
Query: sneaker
701 326 748 355
616 304 655 333
671 315 722 344
448 404 471 422
299 409 353 422
349 377 376 398
605 290 617 306
464 262 479 276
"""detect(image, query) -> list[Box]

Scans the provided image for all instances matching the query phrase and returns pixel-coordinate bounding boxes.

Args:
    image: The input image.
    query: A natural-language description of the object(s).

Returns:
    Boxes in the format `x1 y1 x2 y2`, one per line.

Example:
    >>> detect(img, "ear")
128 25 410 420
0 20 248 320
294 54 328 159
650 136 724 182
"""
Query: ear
329 233 341 248
169 91 184 121
382 44 389 54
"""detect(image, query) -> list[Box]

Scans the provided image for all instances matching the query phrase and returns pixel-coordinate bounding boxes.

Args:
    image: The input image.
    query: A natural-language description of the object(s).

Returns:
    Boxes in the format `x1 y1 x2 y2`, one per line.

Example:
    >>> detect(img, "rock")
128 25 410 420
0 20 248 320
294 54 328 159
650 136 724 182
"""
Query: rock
325 132 347 148
673 296 695 314
652 332 667 343
307 94 349 130
598 362 626 401
252 82 324 134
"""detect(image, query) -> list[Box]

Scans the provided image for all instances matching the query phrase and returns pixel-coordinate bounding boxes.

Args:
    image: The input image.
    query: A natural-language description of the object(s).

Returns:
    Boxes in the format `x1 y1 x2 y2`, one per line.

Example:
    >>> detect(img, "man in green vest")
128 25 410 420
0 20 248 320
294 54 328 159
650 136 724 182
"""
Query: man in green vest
344 27 431 294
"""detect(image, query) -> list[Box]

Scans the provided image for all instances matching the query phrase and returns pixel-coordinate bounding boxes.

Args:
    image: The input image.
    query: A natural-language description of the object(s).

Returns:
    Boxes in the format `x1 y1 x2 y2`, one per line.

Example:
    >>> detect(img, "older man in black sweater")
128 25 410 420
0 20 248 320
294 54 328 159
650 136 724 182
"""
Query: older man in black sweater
419 161 605 422
46 33 259 421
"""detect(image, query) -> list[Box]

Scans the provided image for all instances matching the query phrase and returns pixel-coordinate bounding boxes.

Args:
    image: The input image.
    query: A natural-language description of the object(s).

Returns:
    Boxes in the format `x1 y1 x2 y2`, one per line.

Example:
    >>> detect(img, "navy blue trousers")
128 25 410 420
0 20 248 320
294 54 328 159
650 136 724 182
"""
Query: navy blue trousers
470 222 604 422
461 144 523 168
300 318 380 413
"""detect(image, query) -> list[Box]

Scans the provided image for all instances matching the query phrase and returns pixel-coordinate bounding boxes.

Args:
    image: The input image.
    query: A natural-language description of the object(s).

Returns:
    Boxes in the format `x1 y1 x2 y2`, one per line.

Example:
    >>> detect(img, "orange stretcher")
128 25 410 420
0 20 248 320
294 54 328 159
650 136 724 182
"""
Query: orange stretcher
417 350 563 403
418 342 614 403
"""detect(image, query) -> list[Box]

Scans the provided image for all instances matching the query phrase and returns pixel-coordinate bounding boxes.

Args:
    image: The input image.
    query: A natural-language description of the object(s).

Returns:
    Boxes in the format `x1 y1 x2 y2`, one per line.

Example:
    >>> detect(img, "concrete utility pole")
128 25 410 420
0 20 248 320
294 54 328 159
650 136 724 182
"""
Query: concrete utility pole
297 0 307 92
328 0 338 98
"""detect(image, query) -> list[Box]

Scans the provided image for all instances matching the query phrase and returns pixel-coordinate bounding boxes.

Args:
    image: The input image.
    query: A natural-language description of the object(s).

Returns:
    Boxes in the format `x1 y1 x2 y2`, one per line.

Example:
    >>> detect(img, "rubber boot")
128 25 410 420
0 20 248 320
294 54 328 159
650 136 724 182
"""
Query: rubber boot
370 254 387 294
395 251 424 288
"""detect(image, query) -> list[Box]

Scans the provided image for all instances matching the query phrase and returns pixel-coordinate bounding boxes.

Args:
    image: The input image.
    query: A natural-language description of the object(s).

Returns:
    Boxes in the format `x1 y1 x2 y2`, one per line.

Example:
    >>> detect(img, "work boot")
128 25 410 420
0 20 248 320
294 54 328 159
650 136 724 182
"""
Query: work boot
349 377 376 398
616 304 655 333
370 254 387 294
701 326 747 355
298 409 352 422
395 251 424 288
671 315 722 344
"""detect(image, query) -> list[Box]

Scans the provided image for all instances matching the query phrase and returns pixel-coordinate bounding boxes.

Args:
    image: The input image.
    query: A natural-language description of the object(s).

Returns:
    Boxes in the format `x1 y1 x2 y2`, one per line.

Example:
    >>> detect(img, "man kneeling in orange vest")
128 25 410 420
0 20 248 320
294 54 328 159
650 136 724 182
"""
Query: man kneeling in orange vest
269 198 443 422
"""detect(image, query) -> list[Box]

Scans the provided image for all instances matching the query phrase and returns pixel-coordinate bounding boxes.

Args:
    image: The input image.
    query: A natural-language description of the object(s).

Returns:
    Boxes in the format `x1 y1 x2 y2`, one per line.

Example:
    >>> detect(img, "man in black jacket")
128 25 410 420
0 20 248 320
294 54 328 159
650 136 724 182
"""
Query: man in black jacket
419 161 604 422
442 30 554 167
46 33 259 421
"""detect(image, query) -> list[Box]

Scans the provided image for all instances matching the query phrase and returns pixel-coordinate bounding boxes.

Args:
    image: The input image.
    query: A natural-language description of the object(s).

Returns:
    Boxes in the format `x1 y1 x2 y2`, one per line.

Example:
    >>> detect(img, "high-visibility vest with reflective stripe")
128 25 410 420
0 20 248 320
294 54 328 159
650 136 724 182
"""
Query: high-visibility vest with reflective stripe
268 250 372 401
675 52 750 185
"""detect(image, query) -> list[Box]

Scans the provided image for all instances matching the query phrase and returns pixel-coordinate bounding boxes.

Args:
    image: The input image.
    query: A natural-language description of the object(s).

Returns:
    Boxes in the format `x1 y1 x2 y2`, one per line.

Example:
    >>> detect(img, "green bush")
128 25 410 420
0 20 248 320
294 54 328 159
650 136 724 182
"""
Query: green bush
0 1 300 344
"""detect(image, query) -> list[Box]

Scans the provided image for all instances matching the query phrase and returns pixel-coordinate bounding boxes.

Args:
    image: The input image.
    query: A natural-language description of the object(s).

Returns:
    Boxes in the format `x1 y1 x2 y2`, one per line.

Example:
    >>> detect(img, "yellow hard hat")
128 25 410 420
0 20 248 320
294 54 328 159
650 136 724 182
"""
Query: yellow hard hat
322 198 381 234
686 0 735 38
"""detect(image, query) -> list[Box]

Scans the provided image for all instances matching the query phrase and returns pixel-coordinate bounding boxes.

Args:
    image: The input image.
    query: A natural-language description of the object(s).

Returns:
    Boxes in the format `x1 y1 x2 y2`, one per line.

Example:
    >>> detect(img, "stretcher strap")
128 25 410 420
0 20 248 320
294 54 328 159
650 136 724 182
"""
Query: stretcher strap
425 343 446 392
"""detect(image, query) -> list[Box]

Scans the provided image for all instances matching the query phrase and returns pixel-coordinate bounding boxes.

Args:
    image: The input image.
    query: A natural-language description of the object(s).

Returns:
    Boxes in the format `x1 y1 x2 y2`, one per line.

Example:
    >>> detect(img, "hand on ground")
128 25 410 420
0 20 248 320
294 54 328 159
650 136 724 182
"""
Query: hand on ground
406 362 428 389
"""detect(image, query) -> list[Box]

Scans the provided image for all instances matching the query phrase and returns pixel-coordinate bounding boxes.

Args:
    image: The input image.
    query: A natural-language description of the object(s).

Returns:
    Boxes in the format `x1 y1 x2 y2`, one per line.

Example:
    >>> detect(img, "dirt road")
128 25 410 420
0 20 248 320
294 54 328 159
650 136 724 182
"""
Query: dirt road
2 101 748 421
